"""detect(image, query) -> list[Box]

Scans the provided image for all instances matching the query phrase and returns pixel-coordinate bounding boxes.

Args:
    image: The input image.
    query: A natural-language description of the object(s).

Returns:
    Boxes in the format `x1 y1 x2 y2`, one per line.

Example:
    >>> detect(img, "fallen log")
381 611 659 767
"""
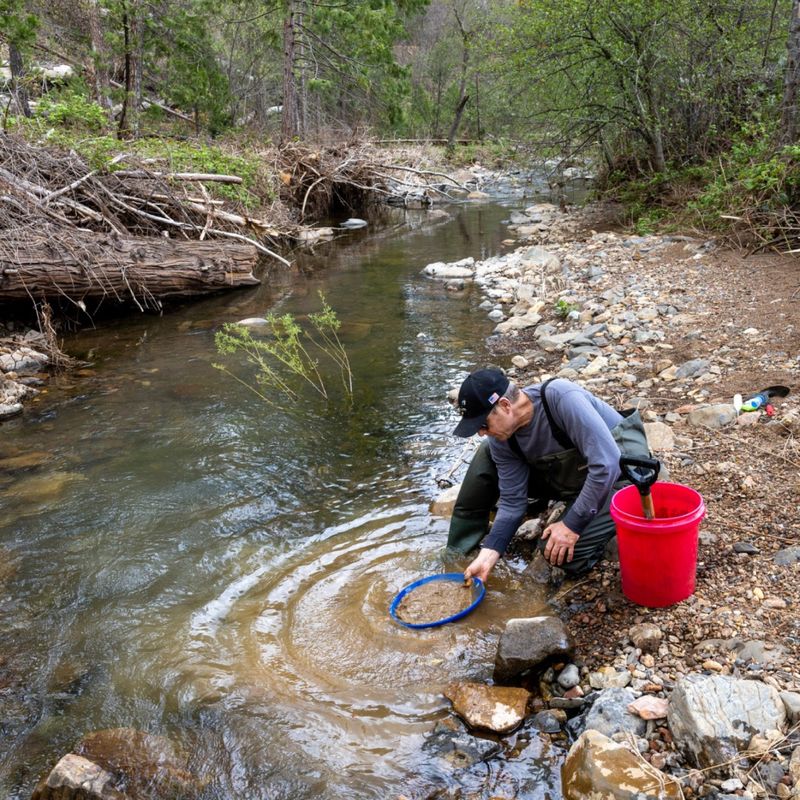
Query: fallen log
0 229 260 308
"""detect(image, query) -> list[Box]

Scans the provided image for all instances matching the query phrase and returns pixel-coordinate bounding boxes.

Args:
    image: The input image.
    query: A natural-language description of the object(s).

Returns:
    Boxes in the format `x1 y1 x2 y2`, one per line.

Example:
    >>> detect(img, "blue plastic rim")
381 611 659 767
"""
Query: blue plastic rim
389 572 485 629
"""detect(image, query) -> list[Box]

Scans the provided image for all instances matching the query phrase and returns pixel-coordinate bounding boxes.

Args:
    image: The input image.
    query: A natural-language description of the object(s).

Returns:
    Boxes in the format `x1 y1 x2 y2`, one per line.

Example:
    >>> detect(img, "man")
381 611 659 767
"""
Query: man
449 368 652 583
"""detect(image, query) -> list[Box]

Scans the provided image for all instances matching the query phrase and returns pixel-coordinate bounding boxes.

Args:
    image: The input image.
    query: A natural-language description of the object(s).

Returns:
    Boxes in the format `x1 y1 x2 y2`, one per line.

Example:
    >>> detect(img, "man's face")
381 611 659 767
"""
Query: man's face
478 398 515 440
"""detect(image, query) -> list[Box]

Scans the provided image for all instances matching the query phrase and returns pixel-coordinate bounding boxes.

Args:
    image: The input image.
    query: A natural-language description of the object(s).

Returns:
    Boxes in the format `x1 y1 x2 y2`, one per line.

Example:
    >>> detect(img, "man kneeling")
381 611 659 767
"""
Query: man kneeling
449 369 652 583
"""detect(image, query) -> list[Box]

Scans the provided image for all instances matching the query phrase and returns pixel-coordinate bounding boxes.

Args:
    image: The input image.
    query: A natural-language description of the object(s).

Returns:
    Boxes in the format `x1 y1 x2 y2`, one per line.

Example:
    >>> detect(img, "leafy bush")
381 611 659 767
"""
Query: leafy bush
36 89 108 132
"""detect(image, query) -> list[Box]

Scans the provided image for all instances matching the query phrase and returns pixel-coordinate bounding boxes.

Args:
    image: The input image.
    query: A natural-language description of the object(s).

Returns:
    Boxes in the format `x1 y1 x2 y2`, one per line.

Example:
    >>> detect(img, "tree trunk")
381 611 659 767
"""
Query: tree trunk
9 42 31 118
117 3 133 138
0 232 260 305
447 7 470 149
281 2 298 142
86 0 112 108
781 0 800 143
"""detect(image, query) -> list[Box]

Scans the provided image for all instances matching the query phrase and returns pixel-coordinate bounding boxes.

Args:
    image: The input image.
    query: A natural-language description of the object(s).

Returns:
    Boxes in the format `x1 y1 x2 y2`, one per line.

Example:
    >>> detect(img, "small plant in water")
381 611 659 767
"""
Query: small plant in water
214 293 353 408
554 298 577 318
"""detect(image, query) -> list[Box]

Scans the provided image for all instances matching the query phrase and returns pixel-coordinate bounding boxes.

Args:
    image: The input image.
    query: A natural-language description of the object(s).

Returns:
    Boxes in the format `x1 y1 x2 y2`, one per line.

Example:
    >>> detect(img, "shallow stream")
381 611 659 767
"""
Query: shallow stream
0 190 571 799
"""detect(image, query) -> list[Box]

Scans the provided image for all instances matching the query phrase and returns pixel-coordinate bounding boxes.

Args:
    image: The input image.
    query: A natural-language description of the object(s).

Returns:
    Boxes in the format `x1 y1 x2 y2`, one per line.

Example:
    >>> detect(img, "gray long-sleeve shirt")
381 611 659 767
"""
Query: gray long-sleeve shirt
482 380 623 554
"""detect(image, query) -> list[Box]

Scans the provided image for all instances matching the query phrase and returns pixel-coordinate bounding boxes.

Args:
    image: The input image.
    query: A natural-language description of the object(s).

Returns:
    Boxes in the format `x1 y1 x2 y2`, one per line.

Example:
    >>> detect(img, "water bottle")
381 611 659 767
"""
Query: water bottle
740 391 769 412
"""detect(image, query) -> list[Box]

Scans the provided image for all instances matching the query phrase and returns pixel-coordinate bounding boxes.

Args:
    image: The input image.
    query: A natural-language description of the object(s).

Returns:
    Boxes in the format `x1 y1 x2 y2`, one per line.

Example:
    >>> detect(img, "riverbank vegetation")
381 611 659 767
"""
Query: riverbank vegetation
1 0 799 259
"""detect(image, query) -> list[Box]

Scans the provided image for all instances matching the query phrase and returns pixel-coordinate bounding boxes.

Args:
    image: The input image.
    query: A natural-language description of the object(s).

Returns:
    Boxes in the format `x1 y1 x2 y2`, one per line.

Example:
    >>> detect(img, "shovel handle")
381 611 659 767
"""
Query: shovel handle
641 492 655 520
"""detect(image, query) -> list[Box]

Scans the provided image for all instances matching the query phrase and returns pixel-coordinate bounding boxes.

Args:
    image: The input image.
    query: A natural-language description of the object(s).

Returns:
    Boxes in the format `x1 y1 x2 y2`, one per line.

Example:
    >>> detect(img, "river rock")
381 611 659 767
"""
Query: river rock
644 421 675 451
676 358 711 379
76 728 202 799
627 695 669 720
31 753 124 800
444 682 530 734
577 687 646 738
628 623 663 654
423 257 475 279
0 346 49 374
561 730 682 800
494 616 573 683
667 675 787 769
519 246 560 275
340 217 367 229
558 664 580 689
422 718 502 769
780 691 800 723
588 666 631 689
774 546 800 566
430 483 460 517
687 404 737 429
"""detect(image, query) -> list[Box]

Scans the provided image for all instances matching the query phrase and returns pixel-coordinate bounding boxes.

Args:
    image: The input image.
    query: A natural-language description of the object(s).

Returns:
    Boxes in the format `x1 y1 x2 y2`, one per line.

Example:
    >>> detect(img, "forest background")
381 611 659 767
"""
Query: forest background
1 0 800 244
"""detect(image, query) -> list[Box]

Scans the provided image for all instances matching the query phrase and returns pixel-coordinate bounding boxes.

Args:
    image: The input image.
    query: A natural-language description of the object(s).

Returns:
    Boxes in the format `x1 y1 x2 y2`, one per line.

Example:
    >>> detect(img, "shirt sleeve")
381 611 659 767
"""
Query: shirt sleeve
553 390 622 534
481 439 529 554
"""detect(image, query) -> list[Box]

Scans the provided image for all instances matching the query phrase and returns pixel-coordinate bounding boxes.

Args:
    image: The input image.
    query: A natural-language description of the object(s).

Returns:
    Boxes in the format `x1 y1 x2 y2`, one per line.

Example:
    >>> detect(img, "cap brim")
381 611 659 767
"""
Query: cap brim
453 412 489 438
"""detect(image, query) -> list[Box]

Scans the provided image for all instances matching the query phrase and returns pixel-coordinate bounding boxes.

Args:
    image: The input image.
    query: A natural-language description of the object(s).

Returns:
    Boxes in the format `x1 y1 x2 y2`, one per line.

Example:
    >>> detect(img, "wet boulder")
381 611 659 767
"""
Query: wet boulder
430 483 460 518
493 616 573 683
444 682 530 734
562 729 682 800
422 717 501 770
667 675 787 768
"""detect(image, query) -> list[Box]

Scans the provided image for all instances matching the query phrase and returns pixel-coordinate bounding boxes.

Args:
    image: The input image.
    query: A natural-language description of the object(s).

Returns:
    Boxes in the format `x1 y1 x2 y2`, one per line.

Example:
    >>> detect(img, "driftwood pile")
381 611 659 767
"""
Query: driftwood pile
0 136 282 310
276 141 469 220
0 136 470 312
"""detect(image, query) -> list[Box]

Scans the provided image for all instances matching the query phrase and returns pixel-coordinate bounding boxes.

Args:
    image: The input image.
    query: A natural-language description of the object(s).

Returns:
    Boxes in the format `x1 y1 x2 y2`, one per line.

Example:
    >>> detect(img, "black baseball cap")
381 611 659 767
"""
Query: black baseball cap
452 368 510 437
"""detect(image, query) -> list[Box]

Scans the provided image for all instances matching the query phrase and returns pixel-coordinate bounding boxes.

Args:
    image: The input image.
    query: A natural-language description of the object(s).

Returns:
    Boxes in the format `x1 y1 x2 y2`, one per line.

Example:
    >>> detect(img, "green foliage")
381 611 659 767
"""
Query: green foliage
36 88 108 131
688 121 800 229
214 294 353 408
554 298 577 318
0 0 38 49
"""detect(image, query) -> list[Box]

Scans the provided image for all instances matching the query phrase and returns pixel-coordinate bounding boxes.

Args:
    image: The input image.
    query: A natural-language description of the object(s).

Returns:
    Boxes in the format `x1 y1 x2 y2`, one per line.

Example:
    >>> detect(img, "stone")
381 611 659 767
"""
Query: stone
774 547 800 566
561 729 682 800
676 358 711 379
589 666 632 690
76 728 201 799
627 696 669 720
687 404 737 429
430 483 460 518
444 682 530 734
780 691 800 723
667 675 787 768
578 688 646 738
423 720 502 769
734 542 760 555
558 664 580 689
423 258 475 279
530 710 563 733
494 616 573 683
511 355 529 368
31 754 124 800
628 623 663 654
644 421 675 451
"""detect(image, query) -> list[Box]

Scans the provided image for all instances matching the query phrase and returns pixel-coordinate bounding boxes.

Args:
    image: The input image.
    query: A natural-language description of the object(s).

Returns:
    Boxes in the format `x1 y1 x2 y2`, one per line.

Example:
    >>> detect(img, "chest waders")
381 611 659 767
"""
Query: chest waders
446 380 654 575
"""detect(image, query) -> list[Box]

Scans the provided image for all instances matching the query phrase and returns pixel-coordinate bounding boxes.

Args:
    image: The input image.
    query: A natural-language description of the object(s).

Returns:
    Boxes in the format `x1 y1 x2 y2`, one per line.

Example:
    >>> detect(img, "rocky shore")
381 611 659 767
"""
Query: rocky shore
425 202 800 799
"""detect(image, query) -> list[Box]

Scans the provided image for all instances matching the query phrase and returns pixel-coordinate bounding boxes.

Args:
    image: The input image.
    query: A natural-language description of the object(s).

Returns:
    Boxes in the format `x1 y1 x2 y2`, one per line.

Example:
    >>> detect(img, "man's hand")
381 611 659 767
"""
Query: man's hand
464 548 500 584
541 521 579 566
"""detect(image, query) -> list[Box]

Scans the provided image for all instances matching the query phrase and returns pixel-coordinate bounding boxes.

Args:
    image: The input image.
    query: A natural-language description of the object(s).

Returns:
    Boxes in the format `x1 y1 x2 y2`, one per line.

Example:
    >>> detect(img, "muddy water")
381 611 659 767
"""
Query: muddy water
0 197 564 799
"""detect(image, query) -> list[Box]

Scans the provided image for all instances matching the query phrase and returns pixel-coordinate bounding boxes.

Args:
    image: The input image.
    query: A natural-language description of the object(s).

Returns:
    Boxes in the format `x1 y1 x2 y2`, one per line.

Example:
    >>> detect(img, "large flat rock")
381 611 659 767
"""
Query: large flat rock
494 616 573 683
667 675 787 768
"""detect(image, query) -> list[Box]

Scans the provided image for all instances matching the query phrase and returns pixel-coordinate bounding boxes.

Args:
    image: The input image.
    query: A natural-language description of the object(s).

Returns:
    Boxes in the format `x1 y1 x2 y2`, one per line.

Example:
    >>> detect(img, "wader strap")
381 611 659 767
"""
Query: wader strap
507 378 574 459
540 378 575 450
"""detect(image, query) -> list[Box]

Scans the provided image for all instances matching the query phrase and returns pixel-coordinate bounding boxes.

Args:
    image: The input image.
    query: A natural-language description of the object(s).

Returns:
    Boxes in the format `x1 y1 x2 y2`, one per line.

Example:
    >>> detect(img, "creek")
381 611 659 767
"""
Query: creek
0 187 577 799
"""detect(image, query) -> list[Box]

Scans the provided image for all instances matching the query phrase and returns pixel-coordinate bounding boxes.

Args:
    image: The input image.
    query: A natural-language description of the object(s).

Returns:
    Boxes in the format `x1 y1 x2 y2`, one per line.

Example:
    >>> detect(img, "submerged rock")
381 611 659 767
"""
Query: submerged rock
444 682 530 734
561 729 682 800
31 753 123 800
422 717 501 770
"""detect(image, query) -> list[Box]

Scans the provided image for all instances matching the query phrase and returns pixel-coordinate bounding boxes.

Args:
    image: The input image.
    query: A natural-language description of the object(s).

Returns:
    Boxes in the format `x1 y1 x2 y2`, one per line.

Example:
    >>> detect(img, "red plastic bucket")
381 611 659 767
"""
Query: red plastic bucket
610 482 706 607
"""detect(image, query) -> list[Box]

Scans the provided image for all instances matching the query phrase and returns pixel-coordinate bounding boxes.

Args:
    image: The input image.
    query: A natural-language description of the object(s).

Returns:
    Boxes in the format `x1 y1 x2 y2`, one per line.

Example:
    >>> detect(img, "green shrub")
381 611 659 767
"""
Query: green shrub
36 89 108 132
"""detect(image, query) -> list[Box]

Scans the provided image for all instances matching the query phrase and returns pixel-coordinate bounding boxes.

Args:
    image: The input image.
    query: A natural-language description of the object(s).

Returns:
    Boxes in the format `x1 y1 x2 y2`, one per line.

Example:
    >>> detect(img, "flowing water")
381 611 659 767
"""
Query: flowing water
0 194 572 799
